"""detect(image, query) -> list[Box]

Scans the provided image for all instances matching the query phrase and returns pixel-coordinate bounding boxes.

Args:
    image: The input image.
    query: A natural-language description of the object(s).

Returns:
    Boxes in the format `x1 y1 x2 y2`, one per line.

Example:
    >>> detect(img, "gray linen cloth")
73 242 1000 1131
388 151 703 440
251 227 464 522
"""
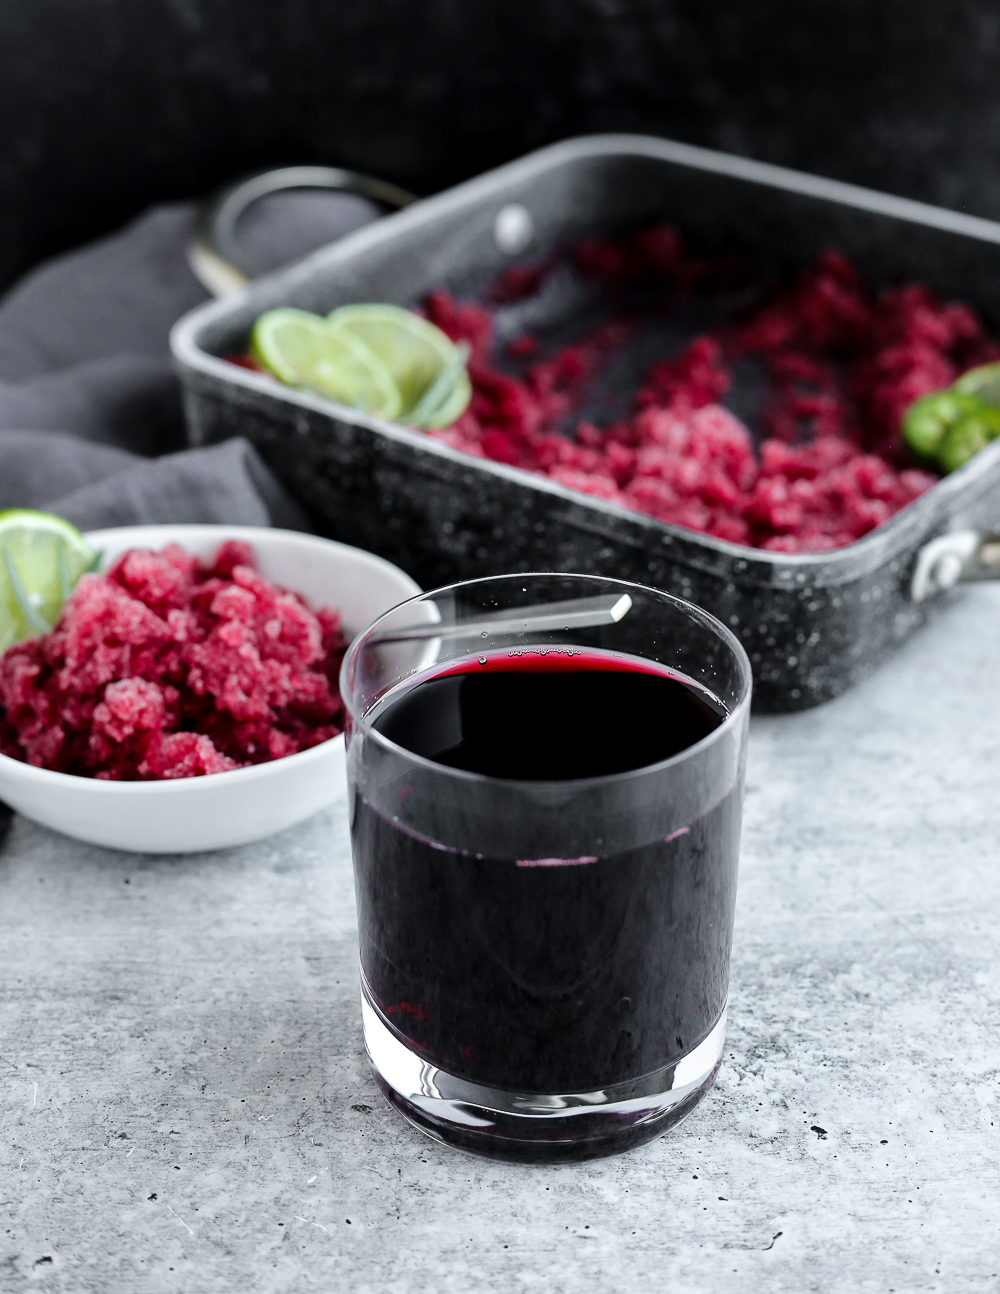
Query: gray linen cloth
0 191 381 530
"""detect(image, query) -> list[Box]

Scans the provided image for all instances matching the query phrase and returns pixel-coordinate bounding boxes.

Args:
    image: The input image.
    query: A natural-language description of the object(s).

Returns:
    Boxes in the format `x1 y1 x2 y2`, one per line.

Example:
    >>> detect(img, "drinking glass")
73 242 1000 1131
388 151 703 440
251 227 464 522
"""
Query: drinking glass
340 573 751 1161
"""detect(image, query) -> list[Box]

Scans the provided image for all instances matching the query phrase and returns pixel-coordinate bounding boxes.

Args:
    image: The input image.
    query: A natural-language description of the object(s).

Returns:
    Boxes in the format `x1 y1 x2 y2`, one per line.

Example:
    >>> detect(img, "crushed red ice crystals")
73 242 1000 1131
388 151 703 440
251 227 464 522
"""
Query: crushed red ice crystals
417 239 1000 552
0 540 348 780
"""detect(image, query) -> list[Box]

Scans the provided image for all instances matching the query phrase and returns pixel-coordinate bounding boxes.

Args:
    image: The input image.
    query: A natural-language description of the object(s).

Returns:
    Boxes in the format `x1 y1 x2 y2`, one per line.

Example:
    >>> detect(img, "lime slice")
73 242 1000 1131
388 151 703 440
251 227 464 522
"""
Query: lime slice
0 510 98 652
407 342 473 430
326 304 471 427
953 362 1000 409
422 367 473 430
938 405 1000 473
251 308 402 419
903 391 986 461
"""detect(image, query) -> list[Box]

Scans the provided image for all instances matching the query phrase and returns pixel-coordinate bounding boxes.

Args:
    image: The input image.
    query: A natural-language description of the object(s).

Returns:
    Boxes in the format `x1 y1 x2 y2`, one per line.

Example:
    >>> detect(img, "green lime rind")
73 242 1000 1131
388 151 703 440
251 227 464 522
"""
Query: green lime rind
0 510 97 652
902 391 987 462
326 304 472 428
937 405 1000 474
406 342 472 429
421 365 473 429
251 307 402 419
903 381 1000 474
953 361 1000 410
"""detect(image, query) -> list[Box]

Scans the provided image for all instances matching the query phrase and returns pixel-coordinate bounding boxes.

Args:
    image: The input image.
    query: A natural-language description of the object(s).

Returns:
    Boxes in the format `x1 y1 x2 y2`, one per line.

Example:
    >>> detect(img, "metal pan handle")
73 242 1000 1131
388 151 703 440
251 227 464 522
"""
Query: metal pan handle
187 165 417 297
911 530 1000 601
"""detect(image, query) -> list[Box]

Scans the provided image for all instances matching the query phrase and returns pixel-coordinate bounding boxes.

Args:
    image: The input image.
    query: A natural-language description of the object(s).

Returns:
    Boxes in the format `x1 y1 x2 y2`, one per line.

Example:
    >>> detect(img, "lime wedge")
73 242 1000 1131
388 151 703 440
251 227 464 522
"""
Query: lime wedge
903 390 986 461
326 304 471 428
937 404 1000 473
0 510 97 652
953 362 1000 409
251 308 402 419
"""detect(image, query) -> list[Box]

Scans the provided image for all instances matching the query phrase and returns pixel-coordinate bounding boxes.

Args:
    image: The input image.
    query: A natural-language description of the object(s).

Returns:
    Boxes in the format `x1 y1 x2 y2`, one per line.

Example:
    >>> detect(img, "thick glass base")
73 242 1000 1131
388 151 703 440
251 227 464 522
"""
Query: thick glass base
361 984 727 1162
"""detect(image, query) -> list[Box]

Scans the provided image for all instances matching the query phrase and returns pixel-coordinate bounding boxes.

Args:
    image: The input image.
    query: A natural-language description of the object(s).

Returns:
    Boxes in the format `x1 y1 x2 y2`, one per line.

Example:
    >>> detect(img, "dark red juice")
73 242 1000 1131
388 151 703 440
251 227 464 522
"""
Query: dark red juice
350 649 741 1094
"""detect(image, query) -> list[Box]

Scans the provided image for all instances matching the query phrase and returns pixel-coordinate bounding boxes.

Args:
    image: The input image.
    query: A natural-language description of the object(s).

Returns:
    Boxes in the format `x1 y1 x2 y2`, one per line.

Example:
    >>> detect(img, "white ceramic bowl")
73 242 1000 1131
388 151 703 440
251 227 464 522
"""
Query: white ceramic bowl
0 525 420 853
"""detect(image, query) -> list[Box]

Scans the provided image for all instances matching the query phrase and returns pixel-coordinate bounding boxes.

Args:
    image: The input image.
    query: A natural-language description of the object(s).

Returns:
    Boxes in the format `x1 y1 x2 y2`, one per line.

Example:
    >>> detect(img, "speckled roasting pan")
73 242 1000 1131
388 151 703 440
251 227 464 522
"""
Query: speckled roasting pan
171 135 1000 711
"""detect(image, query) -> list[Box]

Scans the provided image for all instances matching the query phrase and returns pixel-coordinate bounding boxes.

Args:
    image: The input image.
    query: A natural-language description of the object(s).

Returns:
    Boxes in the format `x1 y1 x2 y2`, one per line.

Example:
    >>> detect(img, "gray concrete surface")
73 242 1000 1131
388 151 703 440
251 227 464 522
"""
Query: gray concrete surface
2 586 999 1293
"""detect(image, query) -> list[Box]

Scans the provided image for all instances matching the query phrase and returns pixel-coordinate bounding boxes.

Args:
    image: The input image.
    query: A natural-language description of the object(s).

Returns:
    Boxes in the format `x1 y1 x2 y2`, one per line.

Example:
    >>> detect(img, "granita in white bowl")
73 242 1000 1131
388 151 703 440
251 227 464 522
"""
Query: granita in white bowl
0 524 420 853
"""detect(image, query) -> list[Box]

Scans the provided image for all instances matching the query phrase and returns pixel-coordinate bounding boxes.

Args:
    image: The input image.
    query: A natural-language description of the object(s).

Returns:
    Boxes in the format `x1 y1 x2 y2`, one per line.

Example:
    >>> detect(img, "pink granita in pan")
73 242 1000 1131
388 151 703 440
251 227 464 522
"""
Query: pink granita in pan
419 242 999 552
231 232 999 551
0 540 348 780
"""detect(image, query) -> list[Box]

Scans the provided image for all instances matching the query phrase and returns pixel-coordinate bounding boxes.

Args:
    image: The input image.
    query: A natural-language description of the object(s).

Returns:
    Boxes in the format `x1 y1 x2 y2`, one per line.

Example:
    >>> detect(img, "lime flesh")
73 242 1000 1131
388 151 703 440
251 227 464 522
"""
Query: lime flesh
953 362 1000 410
251 308 402 419
0 510 97 651
326 304 471 427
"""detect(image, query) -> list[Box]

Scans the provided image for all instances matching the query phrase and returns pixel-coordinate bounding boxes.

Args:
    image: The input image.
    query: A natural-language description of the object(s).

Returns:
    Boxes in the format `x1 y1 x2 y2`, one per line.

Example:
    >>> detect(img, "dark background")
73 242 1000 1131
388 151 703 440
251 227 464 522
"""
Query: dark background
3 0 1000 291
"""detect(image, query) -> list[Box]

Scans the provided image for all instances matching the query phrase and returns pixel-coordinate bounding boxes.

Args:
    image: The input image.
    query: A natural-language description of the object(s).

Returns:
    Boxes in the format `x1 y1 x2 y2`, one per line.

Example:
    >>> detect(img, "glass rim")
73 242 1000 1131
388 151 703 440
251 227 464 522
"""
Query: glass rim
340 571 753 791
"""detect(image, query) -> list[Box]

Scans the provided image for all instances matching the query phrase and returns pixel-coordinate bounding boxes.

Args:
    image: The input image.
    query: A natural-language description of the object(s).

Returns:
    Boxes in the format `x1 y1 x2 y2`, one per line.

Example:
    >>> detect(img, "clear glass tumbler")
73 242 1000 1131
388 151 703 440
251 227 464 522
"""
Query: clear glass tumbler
340 574 751 1161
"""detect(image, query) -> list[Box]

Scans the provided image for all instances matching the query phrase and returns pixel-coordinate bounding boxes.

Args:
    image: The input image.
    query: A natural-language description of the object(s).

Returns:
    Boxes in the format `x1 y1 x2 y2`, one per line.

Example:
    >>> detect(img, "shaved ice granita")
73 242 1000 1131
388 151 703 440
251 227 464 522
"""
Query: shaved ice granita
241 230 1000 553
0 540 348 779
416 240 1000 552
